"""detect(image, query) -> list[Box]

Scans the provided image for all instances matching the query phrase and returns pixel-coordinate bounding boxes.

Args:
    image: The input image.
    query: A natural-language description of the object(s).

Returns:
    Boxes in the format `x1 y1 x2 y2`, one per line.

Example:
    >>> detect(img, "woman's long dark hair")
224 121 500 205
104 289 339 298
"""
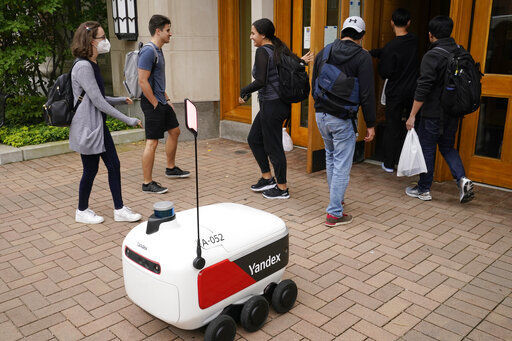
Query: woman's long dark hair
252 18 300 63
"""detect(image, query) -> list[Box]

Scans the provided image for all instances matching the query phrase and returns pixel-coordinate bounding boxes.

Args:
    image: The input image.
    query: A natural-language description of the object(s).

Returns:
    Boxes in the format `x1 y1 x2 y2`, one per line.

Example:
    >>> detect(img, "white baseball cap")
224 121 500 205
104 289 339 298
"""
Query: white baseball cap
342 16 366 33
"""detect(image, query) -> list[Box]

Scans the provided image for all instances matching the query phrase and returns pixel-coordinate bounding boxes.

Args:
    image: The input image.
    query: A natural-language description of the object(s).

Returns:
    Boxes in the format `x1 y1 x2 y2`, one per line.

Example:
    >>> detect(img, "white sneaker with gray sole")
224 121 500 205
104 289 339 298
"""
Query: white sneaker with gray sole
405 186 432 201
76 208 104 224
458 177 475 203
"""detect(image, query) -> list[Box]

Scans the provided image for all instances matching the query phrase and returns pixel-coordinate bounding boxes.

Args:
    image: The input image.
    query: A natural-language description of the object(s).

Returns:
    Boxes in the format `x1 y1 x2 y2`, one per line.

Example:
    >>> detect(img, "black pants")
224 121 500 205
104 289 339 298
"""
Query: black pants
248 99 291 184
78 126 123 210
383 97 412 169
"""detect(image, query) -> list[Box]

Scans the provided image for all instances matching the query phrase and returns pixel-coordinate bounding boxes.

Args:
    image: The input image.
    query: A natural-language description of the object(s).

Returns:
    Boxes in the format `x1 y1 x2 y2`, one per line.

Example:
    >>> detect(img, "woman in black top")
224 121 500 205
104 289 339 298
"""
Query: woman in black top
239 18 312 200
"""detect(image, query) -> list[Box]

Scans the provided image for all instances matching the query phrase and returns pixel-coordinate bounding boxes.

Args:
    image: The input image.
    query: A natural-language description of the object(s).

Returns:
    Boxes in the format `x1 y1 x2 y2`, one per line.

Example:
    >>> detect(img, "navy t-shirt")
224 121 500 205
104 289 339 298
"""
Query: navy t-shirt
138 42 166 104
87 59 107 122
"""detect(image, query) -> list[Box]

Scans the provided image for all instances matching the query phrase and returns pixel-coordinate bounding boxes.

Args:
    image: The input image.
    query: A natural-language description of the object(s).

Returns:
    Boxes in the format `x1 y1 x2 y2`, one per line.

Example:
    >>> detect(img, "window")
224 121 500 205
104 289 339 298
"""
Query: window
474 97 508 158
485 0 512 74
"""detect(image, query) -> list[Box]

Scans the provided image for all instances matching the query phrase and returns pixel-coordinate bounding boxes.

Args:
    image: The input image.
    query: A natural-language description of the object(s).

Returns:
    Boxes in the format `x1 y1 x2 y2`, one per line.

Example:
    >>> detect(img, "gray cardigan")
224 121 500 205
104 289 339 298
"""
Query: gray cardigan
70 60 138 155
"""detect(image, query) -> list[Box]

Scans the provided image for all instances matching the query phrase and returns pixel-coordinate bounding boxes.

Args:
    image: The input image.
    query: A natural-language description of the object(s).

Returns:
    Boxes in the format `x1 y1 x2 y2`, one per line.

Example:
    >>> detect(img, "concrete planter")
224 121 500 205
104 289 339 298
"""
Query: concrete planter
0 128 145 165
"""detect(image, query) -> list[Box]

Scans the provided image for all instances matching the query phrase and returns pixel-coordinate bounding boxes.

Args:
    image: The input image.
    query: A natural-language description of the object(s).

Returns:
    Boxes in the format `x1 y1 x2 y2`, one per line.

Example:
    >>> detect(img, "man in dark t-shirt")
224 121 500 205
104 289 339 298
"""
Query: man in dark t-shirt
138 14 190 194
370 8 419 172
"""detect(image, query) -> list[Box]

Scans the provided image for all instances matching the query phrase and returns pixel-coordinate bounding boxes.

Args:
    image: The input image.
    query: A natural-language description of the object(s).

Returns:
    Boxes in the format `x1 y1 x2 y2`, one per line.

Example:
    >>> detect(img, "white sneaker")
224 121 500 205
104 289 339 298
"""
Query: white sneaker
458 177 475 203
381 162 394 173
405 186 432 201
76 208 104 224
114 206 142 222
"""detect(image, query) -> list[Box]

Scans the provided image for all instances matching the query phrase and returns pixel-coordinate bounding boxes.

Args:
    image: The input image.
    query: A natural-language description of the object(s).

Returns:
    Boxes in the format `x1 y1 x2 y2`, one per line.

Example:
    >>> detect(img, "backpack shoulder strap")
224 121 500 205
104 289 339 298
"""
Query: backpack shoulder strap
322 44 333 63
145 42 159 64
139 42 158 68
70 58 86 109
139 43 159 74
315 44 333 79
261 45 273 54
432 46 456 60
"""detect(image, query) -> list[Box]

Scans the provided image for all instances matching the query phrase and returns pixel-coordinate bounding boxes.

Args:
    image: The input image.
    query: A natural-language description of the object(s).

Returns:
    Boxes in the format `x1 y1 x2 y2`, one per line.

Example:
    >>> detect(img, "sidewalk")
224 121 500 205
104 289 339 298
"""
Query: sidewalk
1 138 511 340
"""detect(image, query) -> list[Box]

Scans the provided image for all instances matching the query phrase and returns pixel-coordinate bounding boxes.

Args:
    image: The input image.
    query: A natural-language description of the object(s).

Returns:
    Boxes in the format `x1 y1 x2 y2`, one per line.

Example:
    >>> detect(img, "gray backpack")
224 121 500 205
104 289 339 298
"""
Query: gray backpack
123 42 158 98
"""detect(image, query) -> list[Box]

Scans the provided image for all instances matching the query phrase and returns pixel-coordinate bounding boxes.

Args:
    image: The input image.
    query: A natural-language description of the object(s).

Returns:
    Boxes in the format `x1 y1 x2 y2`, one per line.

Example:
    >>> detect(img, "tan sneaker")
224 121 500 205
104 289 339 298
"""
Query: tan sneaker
325 213 353 227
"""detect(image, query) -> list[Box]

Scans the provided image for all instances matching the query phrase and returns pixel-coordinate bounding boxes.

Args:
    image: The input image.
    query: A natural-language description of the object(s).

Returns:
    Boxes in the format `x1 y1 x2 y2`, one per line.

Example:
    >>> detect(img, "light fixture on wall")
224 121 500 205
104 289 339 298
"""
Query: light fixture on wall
112 0 138 41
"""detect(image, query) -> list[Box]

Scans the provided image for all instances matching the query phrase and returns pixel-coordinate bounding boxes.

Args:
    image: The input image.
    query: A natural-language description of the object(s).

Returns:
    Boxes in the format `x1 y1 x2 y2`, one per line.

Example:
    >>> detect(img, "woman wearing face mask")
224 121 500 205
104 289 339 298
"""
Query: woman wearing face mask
239 18 313 200
70 21 143 224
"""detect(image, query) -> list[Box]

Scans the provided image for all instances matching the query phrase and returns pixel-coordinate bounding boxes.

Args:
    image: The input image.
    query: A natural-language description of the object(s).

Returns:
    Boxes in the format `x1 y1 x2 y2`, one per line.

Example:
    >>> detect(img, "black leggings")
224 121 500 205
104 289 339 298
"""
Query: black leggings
248 99 291 184
78 127 123 210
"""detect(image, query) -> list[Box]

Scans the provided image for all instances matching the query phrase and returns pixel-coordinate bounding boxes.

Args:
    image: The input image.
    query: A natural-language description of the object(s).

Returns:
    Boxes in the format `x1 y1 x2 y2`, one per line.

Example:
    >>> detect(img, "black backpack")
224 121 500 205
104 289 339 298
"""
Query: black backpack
43 59 85 127
262 46 310 104
435 46 482 118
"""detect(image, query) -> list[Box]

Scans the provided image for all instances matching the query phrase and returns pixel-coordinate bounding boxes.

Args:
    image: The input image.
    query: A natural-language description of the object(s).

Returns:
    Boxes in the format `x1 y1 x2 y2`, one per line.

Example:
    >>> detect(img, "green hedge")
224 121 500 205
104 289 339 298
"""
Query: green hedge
5 96 46 126
0 118 135 148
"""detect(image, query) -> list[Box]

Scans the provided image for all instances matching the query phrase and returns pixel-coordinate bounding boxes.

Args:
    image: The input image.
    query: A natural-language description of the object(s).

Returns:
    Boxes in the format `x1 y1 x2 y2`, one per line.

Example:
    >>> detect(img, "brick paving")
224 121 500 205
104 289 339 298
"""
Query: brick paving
1 138 511 341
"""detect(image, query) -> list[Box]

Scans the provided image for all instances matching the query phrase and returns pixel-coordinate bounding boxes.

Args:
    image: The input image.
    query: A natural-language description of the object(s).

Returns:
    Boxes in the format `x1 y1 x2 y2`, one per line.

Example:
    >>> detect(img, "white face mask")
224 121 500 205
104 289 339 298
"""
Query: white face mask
96 38 111 54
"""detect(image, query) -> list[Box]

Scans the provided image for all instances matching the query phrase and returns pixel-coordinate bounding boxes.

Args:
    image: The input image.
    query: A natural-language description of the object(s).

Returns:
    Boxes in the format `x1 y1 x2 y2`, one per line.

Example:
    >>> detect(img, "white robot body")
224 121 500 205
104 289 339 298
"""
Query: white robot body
122 203 289 330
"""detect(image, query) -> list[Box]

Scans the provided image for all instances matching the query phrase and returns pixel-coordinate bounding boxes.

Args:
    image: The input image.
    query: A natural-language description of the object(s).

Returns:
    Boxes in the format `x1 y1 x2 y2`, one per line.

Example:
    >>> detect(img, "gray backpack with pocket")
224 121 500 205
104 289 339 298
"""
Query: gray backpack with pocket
123 42 158 98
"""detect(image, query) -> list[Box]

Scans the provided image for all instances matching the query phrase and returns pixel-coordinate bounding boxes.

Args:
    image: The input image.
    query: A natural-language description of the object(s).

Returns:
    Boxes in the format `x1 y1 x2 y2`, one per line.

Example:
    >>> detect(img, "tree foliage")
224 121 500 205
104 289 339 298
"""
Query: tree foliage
0 0 107 96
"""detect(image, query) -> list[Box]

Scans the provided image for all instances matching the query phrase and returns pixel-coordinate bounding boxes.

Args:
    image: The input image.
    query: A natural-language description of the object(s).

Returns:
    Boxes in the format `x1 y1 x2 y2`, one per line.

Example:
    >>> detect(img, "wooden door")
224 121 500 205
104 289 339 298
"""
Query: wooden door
289 0 311 147
459 0 512 189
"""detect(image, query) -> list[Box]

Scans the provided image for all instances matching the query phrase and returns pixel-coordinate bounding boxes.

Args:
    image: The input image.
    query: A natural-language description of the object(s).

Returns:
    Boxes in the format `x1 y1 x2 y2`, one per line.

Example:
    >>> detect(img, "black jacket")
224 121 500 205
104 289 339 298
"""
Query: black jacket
414 37 459 119
312 39 376 128
370 33 419 100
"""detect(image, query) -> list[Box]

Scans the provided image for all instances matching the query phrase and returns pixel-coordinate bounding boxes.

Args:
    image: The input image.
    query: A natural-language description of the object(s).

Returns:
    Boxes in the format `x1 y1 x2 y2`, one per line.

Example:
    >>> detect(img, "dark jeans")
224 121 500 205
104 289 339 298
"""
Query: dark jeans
78 126 123 210
248 99 291 184
417 116 466 192
383 97 411 169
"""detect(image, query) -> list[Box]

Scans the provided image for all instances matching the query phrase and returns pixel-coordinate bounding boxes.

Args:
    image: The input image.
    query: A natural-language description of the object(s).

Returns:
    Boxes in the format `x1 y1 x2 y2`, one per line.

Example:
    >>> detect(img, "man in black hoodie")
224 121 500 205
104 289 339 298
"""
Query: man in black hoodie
312 16 376 227
370 8 419 173
405 16 474 203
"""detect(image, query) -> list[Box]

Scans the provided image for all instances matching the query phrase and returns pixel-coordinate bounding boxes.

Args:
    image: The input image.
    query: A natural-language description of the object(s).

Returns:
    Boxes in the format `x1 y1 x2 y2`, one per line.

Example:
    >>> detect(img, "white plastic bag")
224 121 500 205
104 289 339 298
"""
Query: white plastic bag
397 128 427 177
282 128 293 152
380 79 388 105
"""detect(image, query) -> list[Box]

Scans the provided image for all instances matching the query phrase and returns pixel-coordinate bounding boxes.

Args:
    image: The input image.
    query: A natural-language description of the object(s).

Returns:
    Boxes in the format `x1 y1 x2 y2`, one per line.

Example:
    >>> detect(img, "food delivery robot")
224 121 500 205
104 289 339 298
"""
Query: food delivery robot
122 100 297 341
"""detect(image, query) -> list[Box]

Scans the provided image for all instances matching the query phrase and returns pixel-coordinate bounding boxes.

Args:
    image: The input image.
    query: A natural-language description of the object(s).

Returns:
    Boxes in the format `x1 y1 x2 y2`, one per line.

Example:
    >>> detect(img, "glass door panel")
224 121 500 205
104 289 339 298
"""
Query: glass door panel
484 0 512 74
474 97 507 158
459 0 512 189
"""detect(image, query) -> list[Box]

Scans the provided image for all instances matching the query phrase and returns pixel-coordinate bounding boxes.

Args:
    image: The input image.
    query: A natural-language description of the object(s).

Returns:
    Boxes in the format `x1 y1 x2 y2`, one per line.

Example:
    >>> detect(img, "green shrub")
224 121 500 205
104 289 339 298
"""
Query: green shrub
5 96 46 125
0 124 68 148
0 117 135 148
106 117 134 132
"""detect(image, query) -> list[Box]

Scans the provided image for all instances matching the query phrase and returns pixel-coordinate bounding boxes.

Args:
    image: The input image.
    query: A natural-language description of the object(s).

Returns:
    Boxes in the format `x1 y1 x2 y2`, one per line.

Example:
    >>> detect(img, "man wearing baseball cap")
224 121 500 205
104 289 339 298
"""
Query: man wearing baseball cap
312 16 376 227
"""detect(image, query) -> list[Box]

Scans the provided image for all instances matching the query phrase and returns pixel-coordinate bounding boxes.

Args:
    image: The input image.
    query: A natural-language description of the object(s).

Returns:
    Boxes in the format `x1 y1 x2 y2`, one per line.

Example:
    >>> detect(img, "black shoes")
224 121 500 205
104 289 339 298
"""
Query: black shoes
143 166 189 194
262 187 290 199
142 181 168 194
165 166 190 178
251 177 277 192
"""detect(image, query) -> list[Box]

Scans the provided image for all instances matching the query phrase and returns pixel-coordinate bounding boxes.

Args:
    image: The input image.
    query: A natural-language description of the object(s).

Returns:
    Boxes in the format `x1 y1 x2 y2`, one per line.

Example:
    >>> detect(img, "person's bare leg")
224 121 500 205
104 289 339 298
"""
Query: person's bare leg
165 127 180 169
142 139 159 184
277 183 287 190
262 172 272 179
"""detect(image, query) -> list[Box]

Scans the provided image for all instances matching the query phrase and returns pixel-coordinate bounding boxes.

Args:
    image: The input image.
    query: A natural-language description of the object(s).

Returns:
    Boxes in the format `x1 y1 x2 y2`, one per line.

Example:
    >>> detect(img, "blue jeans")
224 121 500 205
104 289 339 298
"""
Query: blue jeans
417 117 466 192
315 112 356 217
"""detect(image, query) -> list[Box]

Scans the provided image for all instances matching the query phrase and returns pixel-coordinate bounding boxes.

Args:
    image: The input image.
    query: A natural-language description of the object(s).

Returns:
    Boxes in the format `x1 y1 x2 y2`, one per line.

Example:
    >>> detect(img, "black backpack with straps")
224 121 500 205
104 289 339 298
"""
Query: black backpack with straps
43 59 85 127
435 46 482 118
262 46 310 104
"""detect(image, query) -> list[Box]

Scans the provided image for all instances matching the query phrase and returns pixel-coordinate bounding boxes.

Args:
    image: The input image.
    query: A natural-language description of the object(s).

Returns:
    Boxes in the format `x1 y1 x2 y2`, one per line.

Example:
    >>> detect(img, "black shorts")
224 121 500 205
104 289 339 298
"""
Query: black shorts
140 96 179 140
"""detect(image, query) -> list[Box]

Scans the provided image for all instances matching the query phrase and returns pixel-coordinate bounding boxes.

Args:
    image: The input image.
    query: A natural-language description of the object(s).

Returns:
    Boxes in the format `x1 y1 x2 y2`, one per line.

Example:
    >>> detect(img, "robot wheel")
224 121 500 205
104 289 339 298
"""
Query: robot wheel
204 314 236 341
271 279 298 313
240 295 269 332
